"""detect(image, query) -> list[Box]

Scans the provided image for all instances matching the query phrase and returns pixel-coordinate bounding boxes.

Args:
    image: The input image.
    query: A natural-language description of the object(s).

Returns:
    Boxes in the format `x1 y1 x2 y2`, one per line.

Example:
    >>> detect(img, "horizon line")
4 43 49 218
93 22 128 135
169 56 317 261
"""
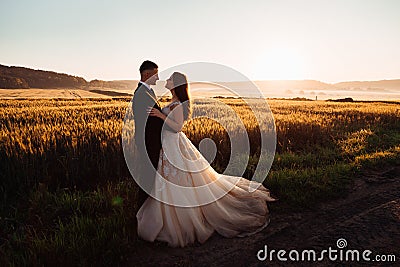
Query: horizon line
1 63 400 85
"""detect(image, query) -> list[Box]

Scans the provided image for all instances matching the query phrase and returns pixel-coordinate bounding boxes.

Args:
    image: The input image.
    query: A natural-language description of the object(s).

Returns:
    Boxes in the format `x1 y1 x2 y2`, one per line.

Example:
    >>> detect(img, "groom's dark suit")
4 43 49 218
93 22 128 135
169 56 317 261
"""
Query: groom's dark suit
132 82 164 208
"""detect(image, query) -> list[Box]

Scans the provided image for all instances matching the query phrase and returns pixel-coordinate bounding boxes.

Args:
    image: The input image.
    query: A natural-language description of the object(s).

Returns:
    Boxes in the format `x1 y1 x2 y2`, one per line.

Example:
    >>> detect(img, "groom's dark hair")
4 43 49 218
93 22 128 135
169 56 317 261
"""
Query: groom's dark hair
139 60 158 73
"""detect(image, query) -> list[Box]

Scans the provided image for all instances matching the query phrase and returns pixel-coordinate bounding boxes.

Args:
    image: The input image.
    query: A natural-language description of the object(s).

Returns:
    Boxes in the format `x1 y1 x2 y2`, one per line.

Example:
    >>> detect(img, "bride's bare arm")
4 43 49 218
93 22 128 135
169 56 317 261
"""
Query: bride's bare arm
147 104 184 132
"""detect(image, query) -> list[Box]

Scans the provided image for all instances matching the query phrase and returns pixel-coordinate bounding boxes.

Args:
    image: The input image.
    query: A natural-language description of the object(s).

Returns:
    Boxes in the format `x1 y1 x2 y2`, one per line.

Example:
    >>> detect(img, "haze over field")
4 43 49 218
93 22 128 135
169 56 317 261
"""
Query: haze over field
2 79 399 100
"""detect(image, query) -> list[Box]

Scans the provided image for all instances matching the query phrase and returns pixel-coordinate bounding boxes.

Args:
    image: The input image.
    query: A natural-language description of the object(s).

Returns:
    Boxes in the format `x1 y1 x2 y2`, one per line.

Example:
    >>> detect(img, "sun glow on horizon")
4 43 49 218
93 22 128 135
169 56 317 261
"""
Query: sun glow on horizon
252 47 307 81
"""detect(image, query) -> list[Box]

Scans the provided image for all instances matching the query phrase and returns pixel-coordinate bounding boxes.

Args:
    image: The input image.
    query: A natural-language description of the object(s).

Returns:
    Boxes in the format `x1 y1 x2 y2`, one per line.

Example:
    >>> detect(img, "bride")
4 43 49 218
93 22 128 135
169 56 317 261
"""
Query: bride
137 72 276 247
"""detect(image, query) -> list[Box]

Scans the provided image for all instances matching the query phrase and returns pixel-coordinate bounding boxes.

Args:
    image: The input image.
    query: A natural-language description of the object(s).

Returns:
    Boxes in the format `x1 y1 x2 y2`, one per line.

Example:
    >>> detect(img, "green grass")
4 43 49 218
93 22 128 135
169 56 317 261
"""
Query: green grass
1 180 139 266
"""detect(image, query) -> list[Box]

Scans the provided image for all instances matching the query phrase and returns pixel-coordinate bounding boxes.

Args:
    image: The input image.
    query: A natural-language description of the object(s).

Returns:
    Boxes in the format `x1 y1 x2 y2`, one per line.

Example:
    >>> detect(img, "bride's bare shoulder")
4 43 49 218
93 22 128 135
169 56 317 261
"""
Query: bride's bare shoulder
169 101 181 110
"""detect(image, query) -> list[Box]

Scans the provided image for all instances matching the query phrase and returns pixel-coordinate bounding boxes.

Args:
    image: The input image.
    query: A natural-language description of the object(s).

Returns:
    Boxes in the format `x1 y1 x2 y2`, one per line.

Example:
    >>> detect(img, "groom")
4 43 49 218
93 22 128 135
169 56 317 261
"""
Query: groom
132 60 163 208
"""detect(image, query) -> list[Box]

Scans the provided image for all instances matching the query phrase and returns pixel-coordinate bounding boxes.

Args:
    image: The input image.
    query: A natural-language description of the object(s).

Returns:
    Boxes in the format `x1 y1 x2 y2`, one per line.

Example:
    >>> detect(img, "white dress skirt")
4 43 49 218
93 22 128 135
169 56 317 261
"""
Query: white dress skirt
136 102 276 247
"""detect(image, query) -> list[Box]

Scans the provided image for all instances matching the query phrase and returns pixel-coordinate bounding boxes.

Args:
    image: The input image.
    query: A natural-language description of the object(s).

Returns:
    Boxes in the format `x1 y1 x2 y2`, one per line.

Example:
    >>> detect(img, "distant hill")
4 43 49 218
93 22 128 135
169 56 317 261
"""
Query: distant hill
187 79 400 94
254 80 339 91
0 64 87 89
1 64 399 94
0 64 140 90
253 80 400 92
88 79 138 90
334 80 400 92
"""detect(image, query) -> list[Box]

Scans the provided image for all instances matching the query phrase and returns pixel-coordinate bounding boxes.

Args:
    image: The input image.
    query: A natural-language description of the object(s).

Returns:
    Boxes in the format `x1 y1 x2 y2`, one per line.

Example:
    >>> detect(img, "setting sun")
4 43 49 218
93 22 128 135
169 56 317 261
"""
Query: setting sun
253 47 307 80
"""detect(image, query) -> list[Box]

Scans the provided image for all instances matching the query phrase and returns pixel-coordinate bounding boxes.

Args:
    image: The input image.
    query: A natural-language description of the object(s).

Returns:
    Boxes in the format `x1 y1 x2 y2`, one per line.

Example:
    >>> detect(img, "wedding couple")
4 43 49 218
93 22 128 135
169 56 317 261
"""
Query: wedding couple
132 60 276 248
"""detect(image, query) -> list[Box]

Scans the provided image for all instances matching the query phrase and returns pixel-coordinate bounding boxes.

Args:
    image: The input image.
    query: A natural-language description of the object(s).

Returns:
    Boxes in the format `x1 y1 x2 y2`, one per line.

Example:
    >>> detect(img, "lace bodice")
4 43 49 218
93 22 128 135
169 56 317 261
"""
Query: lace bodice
162 101 181 115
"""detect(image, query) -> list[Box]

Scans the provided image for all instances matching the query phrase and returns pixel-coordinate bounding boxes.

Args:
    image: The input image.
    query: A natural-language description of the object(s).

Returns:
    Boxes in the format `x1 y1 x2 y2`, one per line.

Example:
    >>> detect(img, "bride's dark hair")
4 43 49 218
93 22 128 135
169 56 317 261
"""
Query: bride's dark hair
172 72 191 120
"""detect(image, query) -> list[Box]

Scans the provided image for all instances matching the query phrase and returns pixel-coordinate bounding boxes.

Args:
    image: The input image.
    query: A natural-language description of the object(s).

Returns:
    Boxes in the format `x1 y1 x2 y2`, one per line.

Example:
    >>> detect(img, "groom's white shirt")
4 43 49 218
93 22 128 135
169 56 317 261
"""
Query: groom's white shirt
139 81 152 92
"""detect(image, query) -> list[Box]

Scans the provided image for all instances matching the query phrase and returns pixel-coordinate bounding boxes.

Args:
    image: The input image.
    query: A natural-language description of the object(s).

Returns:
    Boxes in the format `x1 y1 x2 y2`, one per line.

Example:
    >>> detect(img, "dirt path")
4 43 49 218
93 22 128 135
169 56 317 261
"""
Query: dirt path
124 166 400 267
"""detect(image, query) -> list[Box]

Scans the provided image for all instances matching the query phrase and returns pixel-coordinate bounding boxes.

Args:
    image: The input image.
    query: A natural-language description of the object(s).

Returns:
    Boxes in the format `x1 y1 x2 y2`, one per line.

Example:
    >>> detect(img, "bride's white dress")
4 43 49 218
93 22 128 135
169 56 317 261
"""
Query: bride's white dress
136 101 276 247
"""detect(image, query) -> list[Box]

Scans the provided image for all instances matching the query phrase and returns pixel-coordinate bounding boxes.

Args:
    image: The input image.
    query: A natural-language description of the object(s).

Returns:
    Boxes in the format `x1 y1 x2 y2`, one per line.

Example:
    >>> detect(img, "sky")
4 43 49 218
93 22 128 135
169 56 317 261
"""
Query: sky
1 0 399 83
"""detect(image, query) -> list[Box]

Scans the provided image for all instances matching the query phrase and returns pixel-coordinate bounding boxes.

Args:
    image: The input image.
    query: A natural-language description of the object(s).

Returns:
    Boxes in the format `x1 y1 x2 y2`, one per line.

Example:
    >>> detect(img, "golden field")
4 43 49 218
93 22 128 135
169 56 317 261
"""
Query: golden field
1 97 399 265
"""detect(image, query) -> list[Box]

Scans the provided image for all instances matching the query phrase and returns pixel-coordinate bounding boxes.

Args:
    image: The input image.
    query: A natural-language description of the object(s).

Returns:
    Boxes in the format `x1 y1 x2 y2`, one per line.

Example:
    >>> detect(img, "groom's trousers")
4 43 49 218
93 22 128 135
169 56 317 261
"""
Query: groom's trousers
136 139 161 208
